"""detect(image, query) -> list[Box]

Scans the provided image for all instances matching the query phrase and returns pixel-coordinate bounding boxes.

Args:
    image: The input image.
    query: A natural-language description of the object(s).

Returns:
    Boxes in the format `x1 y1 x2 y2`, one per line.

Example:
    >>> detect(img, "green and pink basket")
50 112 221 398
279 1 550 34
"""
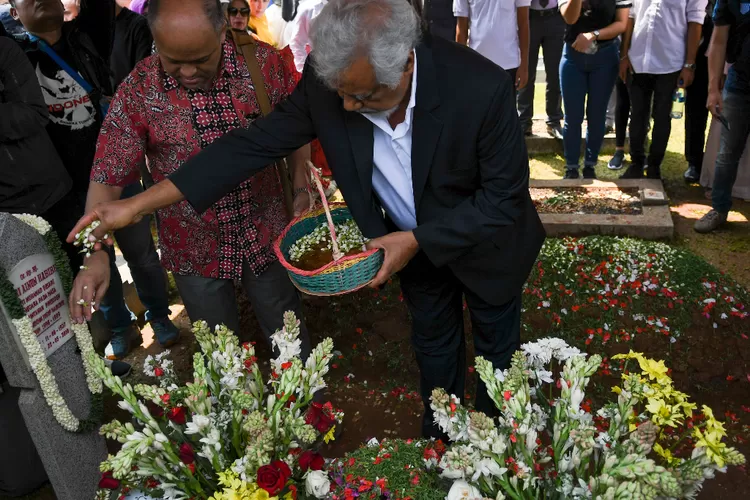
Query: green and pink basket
273 163 384 296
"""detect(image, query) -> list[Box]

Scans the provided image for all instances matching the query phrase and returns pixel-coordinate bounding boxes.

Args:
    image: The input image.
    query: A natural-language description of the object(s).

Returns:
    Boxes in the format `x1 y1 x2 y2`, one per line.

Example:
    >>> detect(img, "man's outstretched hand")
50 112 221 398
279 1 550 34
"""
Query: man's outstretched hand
365 231 419 288
66 198 143 250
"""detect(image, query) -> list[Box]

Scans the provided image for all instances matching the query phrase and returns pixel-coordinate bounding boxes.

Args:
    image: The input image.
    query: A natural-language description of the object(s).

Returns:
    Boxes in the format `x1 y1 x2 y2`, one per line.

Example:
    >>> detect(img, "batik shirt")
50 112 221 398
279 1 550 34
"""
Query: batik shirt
91 40 297 279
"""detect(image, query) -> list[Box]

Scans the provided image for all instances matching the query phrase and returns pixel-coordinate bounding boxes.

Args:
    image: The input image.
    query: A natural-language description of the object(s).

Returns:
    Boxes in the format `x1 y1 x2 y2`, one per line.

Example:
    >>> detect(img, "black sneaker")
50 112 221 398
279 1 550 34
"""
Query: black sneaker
608 150 625 170
620 164 644 179
564 168 580 180
582 166 597 179
546 124 564 140
684 165 700 183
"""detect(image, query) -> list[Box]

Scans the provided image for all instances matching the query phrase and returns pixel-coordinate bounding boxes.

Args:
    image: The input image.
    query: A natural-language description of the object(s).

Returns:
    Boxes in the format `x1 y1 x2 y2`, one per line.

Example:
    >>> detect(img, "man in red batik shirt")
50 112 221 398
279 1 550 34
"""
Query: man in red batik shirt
69 0 312 355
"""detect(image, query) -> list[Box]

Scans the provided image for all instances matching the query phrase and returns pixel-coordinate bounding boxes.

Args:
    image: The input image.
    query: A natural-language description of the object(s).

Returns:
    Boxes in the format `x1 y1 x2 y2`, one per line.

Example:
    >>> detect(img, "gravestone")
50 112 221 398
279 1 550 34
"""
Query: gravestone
0 213 107 500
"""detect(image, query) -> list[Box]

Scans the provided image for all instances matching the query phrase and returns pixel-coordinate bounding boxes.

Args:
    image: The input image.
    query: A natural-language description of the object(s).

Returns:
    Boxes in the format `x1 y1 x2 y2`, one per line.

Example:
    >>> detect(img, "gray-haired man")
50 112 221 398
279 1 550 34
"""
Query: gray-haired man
69 0 545 438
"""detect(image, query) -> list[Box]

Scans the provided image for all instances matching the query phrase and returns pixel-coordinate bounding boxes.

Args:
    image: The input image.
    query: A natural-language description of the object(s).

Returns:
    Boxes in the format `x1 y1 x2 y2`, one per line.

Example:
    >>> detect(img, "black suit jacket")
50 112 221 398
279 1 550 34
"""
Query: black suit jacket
170 34 546 306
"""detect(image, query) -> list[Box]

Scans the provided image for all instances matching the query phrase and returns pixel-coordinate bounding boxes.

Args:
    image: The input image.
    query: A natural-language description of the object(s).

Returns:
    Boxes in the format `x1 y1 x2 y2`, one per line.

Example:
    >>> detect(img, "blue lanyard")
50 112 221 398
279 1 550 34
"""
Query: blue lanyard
29 34 109 117
28 34 94 94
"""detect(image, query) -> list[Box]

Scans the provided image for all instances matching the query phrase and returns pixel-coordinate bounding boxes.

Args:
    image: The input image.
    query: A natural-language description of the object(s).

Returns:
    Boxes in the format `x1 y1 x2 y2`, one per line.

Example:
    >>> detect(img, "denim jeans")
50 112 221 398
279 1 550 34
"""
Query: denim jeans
99 183 171 331
712 90 750 214
559 41 620 168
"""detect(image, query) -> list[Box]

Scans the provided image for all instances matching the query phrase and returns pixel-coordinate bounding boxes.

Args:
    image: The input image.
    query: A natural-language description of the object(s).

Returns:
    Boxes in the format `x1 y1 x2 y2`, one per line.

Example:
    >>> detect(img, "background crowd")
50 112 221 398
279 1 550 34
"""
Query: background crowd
1 0 749 376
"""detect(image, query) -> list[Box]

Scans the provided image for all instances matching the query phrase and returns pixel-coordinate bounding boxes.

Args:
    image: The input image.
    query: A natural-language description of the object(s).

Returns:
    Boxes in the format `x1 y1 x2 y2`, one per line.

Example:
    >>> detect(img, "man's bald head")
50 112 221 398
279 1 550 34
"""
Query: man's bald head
147 0 226 34
148 0 228 91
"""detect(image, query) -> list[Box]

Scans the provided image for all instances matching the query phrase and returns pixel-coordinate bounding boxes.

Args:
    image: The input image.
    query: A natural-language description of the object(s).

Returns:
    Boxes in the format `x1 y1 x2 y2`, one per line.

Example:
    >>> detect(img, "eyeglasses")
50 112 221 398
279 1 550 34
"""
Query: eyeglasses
228 7 250 15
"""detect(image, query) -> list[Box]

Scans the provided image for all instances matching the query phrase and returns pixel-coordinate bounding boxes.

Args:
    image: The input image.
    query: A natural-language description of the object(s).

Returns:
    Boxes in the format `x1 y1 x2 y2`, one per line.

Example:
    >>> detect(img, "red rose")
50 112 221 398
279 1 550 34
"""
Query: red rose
178 443 195 464
298 450 325 471
273 460 292 480
305 402 336 434
154 367 164 377
257 461 291 496
167 407 187 425
98 471 120 490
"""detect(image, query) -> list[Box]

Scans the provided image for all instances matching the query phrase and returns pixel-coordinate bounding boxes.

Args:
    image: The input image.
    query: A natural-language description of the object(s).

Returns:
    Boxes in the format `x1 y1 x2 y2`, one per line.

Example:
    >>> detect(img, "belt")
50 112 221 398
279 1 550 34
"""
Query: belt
530 8 559 17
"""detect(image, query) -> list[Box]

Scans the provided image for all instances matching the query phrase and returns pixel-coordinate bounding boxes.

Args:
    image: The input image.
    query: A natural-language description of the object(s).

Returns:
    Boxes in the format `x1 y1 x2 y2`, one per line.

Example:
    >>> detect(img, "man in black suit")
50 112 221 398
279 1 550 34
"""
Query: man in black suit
69 0 545 437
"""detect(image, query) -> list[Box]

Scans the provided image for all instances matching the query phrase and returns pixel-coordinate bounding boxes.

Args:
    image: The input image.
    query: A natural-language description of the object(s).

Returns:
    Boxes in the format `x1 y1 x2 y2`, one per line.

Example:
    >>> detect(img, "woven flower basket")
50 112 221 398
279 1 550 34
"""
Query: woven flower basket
273 163 383 296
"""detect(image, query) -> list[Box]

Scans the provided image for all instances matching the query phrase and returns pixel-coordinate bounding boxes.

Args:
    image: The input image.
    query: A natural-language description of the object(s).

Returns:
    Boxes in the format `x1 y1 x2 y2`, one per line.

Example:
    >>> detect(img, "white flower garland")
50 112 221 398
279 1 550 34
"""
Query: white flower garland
10 214 103 432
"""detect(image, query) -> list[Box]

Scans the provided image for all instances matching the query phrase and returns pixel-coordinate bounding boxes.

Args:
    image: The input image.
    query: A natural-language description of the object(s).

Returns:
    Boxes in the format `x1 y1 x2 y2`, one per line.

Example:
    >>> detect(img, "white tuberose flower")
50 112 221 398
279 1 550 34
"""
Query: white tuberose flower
185 414 211 435
445 479 482 500
305 470 331 499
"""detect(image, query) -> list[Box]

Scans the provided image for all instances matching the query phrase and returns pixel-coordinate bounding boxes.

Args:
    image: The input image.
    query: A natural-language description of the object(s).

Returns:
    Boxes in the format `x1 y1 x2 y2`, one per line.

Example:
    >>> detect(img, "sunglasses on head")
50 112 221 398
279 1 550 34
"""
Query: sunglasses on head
228 7 250 15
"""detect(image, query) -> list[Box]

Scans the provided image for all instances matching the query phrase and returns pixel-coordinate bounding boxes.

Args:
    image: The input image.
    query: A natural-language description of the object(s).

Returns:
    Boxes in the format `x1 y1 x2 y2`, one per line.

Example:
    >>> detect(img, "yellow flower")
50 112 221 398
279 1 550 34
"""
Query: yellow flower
653 442 681 466
612 351 645 363
324 425 336 444
645 397 683 428
700 404 727 435
637 357 669 382
694 427 728 468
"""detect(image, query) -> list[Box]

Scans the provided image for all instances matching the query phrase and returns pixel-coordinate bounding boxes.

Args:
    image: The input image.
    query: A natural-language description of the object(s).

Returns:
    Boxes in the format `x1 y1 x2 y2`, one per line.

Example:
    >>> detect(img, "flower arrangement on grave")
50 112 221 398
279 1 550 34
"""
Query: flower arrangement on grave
328 438 448 500
0 214 103 433
431 338 746 500
288 219 368 271
92 311 342 500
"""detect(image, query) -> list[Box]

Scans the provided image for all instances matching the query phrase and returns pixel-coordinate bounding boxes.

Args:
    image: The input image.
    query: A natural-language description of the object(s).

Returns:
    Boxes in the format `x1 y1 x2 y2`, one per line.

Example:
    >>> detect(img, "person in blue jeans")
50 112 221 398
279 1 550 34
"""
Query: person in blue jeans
558 0 630 179
98 182 180 359
695 0 750 232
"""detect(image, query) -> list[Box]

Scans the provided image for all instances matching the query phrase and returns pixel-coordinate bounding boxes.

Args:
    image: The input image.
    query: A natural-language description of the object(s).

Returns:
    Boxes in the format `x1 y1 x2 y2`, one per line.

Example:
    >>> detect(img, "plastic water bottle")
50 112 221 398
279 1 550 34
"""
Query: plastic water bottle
671 89 686 119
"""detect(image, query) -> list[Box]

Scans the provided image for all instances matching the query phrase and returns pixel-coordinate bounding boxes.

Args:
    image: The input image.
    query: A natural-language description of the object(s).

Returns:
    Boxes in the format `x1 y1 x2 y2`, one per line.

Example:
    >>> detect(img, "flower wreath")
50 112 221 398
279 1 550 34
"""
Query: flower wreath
0 214 103 433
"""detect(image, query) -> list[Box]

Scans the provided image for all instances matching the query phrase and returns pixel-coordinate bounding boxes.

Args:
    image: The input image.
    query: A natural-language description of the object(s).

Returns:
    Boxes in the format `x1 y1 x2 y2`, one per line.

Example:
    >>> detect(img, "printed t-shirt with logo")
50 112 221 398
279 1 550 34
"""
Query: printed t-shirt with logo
27 38 101 196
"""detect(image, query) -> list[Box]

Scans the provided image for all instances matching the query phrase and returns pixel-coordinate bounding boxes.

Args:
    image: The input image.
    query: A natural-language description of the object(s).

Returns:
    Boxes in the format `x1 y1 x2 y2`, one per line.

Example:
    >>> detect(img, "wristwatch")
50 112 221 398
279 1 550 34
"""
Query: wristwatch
293 186 310 198
593 30 601 40
683 62 696 70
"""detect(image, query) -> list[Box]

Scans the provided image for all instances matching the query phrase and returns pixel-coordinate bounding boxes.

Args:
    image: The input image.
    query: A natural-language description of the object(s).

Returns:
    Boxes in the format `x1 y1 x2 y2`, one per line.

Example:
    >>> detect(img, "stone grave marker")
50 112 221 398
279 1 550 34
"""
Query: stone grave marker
0 213 107 500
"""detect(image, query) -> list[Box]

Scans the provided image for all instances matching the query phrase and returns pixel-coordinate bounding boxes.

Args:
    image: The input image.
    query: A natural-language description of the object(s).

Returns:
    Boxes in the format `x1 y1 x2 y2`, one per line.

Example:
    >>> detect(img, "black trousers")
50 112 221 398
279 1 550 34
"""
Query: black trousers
399 252 522 439
615 77 630 148
685 48 710 172
629 71 680 169
517 9 566 129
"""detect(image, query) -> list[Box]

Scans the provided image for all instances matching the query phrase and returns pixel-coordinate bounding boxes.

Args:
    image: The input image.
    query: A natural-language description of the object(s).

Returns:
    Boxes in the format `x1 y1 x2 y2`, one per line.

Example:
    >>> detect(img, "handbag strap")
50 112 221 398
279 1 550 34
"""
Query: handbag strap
228 31 273 116
227 30 295 216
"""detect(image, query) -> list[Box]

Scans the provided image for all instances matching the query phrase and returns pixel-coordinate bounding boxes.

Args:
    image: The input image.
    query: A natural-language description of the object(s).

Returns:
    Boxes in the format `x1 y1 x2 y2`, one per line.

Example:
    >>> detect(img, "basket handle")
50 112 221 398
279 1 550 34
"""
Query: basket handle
307 161 344 261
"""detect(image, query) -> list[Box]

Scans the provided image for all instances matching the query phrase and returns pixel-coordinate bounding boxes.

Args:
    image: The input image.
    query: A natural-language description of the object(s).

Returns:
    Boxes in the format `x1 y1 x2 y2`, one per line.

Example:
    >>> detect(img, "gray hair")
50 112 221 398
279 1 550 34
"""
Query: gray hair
310 0 421 90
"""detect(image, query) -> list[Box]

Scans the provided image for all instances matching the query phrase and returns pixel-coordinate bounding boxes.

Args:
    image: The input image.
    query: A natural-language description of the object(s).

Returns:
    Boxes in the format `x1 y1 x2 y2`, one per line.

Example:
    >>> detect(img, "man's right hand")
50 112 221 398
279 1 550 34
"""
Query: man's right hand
66 198 143 250
707 88 723 117
69 251 111 323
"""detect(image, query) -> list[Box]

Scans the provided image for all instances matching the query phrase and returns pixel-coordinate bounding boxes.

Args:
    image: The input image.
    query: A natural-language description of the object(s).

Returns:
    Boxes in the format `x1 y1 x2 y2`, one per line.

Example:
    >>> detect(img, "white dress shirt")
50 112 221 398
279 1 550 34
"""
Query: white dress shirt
453 0 531 70
628 0 707 75
360 52 419 231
